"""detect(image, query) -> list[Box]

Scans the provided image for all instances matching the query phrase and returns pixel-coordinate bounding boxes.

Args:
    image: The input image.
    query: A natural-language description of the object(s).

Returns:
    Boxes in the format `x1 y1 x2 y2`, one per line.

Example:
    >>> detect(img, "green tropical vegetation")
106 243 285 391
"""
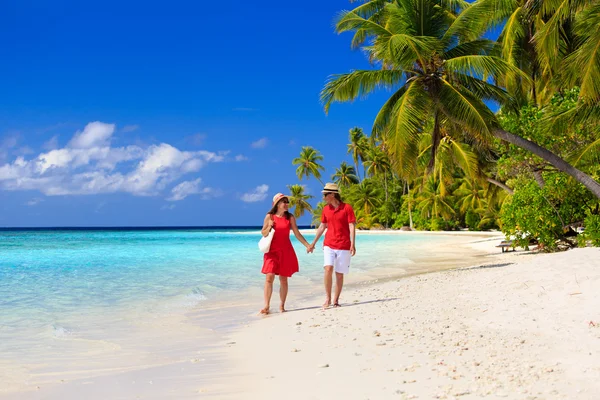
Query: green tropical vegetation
285 0 600 251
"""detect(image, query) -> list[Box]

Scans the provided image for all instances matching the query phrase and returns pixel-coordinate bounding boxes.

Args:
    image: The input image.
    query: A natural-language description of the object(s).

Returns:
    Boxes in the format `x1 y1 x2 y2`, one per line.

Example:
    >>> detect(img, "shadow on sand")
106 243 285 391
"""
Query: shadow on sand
462 262 514 271
285 297 401 313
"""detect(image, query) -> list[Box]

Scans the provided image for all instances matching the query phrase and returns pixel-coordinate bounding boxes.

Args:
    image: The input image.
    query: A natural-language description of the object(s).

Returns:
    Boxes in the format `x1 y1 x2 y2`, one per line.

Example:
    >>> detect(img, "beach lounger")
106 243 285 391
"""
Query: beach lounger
496 240 515 253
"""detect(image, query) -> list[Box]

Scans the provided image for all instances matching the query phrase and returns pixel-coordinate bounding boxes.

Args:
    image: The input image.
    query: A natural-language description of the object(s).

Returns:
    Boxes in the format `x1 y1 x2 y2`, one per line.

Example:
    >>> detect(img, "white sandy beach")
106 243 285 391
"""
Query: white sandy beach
217 244 600 400
4 233 600 400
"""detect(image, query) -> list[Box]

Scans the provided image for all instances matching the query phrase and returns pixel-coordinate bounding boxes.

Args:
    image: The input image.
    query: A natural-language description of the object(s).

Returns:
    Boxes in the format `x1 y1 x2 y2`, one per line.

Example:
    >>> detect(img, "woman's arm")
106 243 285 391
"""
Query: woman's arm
290 216 311 248
261 214 273 237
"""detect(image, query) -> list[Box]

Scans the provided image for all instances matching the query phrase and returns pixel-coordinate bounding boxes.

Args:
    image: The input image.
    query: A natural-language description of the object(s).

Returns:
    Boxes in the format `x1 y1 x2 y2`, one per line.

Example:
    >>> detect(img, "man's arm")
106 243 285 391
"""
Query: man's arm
349 222 356 256
311 223 327 248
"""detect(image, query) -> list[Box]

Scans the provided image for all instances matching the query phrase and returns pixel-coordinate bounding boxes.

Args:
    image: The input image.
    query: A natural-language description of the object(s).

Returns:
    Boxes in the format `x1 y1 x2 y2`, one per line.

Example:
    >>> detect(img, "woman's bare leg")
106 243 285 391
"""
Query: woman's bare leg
260 274 275 314
279 276 288 312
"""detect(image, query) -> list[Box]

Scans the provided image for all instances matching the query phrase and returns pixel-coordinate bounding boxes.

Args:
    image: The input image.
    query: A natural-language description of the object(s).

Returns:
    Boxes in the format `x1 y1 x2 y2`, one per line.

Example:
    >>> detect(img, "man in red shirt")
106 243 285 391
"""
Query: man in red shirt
310 183 356 308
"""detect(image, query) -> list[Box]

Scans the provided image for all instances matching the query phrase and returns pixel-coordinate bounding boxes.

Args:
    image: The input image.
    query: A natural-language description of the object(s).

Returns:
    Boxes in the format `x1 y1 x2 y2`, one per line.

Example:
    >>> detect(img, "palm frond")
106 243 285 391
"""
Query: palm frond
438 78 495 141
335 10 392 37
443 40 495 59
386 81 432 177
570 137 600 166
562 3 600 101
321 70 405 113
445 56 531 84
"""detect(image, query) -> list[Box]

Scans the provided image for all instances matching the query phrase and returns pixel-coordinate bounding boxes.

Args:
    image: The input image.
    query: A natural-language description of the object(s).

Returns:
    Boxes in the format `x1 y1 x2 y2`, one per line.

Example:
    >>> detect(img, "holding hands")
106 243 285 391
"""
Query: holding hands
306 243 315 254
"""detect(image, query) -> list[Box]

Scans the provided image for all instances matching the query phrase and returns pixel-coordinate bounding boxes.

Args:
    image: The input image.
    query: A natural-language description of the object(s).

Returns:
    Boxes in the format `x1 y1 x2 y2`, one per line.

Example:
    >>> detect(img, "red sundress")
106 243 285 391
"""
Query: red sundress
261 215 299 277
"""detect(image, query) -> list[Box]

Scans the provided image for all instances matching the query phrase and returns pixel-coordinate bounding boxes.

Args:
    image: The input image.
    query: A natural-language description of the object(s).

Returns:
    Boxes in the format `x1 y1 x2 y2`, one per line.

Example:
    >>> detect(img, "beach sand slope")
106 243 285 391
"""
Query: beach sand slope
222 247 600 400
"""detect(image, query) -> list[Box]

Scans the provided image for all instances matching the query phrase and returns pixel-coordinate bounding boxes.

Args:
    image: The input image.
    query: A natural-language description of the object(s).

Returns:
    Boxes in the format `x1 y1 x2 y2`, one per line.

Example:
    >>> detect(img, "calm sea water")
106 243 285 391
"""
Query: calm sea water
0 228 448 363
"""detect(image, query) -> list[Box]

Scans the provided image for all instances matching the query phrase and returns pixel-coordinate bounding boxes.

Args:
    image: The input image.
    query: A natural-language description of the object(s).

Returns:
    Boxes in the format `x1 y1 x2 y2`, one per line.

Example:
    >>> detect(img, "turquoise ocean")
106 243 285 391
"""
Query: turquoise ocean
0 228 452 373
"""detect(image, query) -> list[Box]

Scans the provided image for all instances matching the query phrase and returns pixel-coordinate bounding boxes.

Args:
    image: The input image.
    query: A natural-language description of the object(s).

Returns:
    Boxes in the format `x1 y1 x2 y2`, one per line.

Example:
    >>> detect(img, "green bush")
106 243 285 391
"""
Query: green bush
501 181 562 250
584 214 600 246
501 174 595 250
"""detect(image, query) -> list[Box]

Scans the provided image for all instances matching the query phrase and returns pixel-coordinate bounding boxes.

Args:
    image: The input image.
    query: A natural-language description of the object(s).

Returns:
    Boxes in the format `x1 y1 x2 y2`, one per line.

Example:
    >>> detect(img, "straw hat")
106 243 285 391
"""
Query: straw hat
321 182 339 193
272 193 289 205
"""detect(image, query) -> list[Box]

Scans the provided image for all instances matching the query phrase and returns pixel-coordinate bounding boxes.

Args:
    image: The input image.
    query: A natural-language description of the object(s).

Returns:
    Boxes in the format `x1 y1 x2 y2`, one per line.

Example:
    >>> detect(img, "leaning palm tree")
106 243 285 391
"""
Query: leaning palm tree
322 0 600 199
287 184 314 218
332 161 359 187
292 146 325 185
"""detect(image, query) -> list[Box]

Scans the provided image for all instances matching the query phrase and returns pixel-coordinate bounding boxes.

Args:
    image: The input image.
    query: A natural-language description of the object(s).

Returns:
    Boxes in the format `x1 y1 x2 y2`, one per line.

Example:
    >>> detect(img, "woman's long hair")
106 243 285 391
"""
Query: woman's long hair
268 199 292 220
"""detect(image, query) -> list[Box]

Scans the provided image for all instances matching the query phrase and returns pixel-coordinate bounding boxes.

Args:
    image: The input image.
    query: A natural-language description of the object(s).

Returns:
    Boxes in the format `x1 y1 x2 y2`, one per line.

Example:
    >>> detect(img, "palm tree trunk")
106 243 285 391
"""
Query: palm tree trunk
428 112 441 172
485 177 514 195
407 182 413 230
533 170 545 189
355 160 361 183
493 128 600 199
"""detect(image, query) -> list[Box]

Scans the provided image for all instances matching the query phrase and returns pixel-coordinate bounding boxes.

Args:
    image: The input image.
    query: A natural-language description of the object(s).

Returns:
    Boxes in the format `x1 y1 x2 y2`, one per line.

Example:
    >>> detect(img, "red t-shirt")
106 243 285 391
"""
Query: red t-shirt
321 202 356 250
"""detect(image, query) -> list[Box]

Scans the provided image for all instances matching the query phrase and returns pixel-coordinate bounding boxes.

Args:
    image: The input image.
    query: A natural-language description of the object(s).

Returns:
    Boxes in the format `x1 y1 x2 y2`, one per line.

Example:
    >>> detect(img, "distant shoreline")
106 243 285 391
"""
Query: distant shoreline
0 226 503 235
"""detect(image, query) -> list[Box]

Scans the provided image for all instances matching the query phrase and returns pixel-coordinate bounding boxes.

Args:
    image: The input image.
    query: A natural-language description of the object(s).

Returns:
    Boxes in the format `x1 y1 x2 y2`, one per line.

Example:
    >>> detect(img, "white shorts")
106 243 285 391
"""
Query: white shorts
323 246 351 274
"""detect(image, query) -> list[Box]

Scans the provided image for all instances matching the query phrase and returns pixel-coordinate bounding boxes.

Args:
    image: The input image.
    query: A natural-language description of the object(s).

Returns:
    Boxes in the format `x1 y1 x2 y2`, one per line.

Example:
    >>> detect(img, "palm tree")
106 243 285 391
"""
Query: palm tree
347 127 367 181
311 201 326 228
332 161 359 187
287 184 314 218
321 0 600 199
453 178 486 214
417 177 455 220
292 146 325 185
363 146 391 179
363 145 392 200
353 181 382 216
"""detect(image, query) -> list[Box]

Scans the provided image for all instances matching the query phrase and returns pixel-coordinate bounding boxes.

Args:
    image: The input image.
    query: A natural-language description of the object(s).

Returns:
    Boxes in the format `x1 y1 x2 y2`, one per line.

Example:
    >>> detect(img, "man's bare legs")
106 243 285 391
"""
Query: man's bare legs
279 276 288 312
333 272 344 307
260 273 275 314
323 265 334 308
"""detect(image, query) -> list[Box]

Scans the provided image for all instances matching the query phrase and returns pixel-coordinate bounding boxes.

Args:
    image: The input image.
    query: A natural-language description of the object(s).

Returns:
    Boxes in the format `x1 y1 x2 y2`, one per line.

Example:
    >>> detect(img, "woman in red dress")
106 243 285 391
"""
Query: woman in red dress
260 193 313 314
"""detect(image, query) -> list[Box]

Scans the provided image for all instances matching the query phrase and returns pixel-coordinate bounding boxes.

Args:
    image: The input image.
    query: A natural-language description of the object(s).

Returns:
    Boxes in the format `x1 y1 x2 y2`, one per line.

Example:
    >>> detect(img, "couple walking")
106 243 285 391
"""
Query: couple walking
259 183 356 314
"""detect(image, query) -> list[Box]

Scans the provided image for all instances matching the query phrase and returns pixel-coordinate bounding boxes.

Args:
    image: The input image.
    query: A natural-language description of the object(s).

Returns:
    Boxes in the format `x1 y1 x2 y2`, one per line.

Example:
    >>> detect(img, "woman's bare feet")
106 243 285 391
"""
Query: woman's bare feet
259 307 270 315
279 305 286 313
333 302 341 308
322 299 331 309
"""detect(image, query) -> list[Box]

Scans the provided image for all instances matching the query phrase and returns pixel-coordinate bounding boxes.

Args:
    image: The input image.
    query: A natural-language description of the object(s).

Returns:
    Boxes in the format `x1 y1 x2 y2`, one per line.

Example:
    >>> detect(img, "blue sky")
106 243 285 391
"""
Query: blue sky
1 0 485 227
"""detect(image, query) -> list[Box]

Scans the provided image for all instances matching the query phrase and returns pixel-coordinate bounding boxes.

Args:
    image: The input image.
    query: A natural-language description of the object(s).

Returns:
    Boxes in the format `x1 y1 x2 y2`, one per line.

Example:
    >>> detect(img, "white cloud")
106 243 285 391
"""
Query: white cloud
241 184 269 203
121 124 140 133
167 178 220 201
0 122 227 198
251 138 268 149
26 197 44 206
235 154 248 161
42 135 59 150
68 122 115 149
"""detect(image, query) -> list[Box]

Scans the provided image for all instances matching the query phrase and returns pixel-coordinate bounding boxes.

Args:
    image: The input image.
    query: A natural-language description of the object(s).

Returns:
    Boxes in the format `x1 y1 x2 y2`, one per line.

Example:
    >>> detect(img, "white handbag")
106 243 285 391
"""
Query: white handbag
258 228 275 253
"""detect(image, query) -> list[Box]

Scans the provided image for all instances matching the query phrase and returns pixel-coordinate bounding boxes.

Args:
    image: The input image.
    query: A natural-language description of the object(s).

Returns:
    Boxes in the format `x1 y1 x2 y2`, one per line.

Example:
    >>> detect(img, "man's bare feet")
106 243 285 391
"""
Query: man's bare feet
279 305 286 313
259 307 270 315
333 302 341 308
322 299 331 310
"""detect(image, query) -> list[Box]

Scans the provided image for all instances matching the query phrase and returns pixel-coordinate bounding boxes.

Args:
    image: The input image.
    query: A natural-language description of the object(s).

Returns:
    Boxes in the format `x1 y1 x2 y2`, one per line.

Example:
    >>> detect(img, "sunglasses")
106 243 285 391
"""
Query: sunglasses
281 200 289 204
